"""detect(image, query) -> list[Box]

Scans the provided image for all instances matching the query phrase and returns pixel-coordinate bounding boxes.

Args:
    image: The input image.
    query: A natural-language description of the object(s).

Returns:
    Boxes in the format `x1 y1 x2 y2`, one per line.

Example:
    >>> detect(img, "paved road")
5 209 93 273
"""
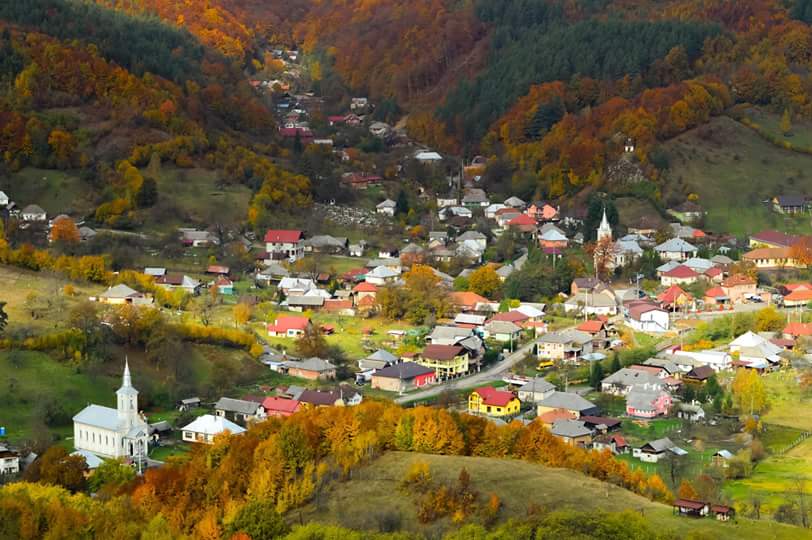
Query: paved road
394 339 537 405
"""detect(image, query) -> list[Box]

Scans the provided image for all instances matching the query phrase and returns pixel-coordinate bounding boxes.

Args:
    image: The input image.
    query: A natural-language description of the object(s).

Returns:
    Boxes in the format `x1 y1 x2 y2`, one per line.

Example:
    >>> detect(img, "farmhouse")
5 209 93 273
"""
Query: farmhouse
181 414 245 444
517 377 556 403
264 229 305 262
633 437 686 463
371 362 436 392
550 419 593 446
284 357 337 380
261 397 301 417
214 397 264 424
468 387 520 417
655 238 698 261
419 344 470 380
267 316 311 337
96 284 151 305
536 330 593 361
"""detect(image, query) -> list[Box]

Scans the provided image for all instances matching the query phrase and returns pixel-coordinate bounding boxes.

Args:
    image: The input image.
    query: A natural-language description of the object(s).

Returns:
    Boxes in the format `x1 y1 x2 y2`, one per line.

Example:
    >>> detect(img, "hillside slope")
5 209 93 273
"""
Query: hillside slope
299 451 806 539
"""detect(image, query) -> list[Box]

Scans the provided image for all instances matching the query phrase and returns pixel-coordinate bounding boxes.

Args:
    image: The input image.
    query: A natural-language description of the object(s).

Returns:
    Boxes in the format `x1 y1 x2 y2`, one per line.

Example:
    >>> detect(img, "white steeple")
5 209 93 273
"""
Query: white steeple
117 357 139 425
597 207 612 243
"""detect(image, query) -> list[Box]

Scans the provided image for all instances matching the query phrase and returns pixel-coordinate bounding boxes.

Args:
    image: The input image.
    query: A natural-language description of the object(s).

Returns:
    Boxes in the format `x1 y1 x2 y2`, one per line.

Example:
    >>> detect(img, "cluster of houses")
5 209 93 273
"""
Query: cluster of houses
92 265 235 305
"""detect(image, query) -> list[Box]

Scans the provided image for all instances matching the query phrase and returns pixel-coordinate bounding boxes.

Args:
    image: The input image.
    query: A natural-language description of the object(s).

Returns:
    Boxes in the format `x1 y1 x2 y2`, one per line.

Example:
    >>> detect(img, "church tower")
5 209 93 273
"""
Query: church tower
116 358 139 427
597 208 612 243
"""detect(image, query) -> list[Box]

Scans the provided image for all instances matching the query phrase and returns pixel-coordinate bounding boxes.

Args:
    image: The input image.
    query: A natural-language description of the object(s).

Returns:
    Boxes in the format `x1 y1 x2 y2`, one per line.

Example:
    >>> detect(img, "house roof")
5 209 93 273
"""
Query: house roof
627 387 670 410
537 391 597 413
743 247 793 261
484 320 522 334
784 289 812 303
182 414 245 436
353 281 378 293
100 284 142 299
538 330 593 346
602 368 662 388
490 310 529 324
704 286 727 298
550 419 592 438
455 313 487 326
628 301 666 321
750 230 798 247
504 196 526 207
298 389 341 406
367 349 398 363
374 361 435 380
520 377 555 394
658 285 691 304
449 291 489 307
261 397 300 414
377 199 396 209
286 295 324 307
264 229 303 243
268 316 310 333
507 214 537 227
367 266 400 279
473 386 516 407
710 254 733 265
673 499 707 510
73 404 122 431
686 365 715 380
577 320 605 333
580 416 622 430
207 265 230 274
215 397 261 415
423 344 465 360
721 274 756 288
662 265 698 278
539 228 567 242
285 357 336 372
641 437 675 452
22 204 45 214
784 322 812 336
655 238 697 253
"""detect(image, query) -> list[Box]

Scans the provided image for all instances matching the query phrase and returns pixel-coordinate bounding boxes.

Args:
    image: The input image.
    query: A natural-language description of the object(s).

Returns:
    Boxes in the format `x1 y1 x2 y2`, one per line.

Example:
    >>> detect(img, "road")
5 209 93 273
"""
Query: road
394 339 537 405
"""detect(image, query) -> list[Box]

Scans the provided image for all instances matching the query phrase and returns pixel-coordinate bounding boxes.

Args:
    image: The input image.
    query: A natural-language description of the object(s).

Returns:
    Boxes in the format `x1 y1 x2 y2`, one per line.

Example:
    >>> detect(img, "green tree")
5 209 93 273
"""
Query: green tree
0 301 7 334
395 190 409 216
295 323 329 358
226 499 290 540
88 459 136 494
589 362 604 390
23 446 87 493
610 352 621 373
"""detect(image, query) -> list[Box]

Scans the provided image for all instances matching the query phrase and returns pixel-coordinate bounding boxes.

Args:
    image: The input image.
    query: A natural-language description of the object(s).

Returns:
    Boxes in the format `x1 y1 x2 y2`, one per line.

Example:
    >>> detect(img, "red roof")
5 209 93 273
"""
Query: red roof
268 316 310 333
537 408 577 424
785 282 812 291
577 320 605 333
206 265 230 274
353 281 378 293
673 499 707 510
657 285 691 305
692 229 706 238
784 322 812 336
662 265 698 278
507 214 536 227
214 275 233 287
341 268 367 281
784 289 812 303
279 127 313 138
490 310 529 324
327 115 346 123
264 229 303 243
473 386 516 407
704 286 726 298
323 299 353 311
721 273 755 288
449 291 489 308
751 230 798 247
262 397 300 414
704 266 722 277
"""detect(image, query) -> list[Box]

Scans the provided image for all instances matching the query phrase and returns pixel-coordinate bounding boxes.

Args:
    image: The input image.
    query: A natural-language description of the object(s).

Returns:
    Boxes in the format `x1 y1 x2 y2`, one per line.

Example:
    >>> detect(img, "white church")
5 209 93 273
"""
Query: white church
72 360 150 462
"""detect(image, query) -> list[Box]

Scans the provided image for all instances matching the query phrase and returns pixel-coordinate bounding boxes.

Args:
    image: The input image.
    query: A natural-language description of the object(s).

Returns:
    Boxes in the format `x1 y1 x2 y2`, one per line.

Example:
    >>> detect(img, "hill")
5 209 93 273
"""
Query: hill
662 116 812 236
299 451 805 539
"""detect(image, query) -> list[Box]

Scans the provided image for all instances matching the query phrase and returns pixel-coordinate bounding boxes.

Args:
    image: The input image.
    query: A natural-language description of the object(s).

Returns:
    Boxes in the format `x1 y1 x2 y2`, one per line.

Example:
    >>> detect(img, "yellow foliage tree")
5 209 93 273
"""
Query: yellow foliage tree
731 368 767 415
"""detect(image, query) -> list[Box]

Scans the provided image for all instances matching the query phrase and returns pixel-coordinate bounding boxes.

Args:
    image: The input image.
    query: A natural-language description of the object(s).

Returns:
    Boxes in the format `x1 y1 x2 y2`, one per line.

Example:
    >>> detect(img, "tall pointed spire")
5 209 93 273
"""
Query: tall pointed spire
597 206 612 243
123 356 132 388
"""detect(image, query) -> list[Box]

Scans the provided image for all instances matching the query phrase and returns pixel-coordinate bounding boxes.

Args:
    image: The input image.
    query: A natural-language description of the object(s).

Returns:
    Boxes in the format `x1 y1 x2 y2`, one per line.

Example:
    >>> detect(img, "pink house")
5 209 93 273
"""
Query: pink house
626 385 672 418
527 201 559 222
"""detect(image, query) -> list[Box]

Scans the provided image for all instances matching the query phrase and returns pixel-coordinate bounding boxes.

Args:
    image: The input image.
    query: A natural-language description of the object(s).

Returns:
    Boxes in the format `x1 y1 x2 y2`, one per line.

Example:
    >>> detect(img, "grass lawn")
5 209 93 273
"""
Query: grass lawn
0 167 96 217
140 166 252 232
298 451 804 539
149 443 192 462
762 370 812 431
663 115 812 237
740 106 812 150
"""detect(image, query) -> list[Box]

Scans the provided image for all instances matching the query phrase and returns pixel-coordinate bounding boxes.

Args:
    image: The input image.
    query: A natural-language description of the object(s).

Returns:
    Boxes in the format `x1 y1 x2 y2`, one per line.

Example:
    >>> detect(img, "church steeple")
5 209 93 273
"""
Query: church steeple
122 357 132 388
597 207 612 243
117 357 139 425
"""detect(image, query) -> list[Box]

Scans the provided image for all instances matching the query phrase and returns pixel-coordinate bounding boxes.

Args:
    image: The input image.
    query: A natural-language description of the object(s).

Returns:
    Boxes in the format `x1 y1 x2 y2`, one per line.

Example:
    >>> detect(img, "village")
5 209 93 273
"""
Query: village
3 47 812 530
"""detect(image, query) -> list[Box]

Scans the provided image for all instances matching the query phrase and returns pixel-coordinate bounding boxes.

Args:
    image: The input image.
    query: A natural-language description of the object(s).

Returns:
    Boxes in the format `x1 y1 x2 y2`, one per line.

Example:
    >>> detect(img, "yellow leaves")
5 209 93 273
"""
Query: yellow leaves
233 303 252 327
47 128 77 169
732 368 768 415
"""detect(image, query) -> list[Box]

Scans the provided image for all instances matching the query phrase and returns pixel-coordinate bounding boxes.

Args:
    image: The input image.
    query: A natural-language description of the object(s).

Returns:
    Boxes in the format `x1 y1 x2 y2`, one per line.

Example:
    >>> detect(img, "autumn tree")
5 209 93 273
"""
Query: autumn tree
468 266 502 299
0 301 6 334
791 236 812 267
677 479 699 500
781 108 793 136
24 446 88 493
233 302 252 327
592 236 618 279
755 307 784 332
49 215 80 244
48 128 76 169
225 499 290 540
295 323 329 358
402 264 451 324
732 368 767 415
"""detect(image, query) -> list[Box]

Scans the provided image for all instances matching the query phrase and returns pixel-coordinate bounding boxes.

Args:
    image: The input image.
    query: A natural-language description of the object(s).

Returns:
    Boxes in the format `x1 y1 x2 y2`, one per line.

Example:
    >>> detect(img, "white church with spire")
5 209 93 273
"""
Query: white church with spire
597 208 612 243
72 360 149 460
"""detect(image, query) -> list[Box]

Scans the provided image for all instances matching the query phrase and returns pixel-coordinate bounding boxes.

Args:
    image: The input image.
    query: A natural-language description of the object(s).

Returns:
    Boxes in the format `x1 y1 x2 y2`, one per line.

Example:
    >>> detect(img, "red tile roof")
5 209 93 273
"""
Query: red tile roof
784 322 812 336
784 289 812 303
264 229 303 243
262 397 300 414
449 291 489 307
490 310 529 324
704 267 722 277
577 320 605 333
704 286 726 298
750 230 798 247
785 282 812 291
206 265 230 274
507 214 536 227
662 265 698 278
721 274 756 288
268 316 310 333
537 408 576 424
657 285 691 305
473 386 517 407
323 299 353 311
353 282 378 293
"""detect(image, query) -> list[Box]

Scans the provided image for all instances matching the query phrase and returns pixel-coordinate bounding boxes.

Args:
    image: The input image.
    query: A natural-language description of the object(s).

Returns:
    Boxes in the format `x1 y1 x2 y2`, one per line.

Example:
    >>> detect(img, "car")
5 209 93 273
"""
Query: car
537 360 554 369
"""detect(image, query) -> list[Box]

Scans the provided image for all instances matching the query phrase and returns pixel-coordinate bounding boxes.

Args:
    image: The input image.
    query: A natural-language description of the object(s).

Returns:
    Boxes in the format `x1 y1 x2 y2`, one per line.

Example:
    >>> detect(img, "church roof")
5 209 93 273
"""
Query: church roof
73 404 122 431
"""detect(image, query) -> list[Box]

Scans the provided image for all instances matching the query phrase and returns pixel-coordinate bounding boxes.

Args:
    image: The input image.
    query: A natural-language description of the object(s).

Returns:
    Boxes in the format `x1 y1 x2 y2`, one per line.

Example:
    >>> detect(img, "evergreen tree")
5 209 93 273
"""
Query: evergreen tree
589 362 604 390
395 190 409 215
610 352 621 373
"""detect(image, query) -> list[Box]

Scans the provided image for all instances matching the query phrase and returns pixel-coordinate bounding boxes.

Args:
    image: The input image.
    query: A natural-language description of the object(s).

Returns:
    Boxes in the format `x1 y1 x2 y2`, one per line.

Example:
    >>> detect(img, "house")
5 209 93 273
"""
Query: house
668 201 705 223
563 291 618 316
264 229 304 262
577 319 609 349
729 331 783 368
504 196 526 209
297 389 345 408
352 281 378 304
261 397 301 417
285 295 325 311
506 213 538 233
676 403 706 422
365 265 400 285
468 387 521 417
667 348 732 372
550 419 593 446
539 227 568 249
415 150 443 163
536 391 599 418
181 414 245 444
711 449 734 468
439 206 473 221
782 288 812 307
213 275 234 295
483 320 522 344
267 315 310 337
449 291 490 312
749 230 799 249
527 201 558 222
156 274 202 295
657 285 693 310
73 361 149 460
571 277 601 296
0 445 20 475
626 301 670 332
712 505 735 522
626 386 672 418
96 284 151 305
369 121 392 138
721 274 757 304
177 397 201 412
743 247 800 269
613 238 643 268
214 397 264 424
592 433 629 454
601 368 664 396
485 203 507 220
376 199 397 216
783 322 812 339
633 437 685 463
684 365 715 384
21 204 47 222
673 499 710 518
427 325 474 346
372 362 436 392
517 377 556 403
457 231 487 251
285 357 337 380
419 344 469 379
304 235 348 254
359 349 399 371
278 277 318 296
206 265 230 276
536 330 594 361
180 229 218 247
462 188 489 207
655 238 698 261
660 265 699 287
455 313 487 329
342 172 383 189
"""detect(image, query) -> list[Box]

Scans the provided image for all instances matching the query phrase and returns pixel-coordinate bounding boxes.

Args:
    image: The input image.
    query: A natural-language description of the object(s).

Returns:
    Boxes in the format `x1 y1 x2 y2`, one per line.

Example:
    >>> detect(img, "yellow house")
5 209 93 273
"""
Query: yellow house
419 344 469 380
468 387 520 417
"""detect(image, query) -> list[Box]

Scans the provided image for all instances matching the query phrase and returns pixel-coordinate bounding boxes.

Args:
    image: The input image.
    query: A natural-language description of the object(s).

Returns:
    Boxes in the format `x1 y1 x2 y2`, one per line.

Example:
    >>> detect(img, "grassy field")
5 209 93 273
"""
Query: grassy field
141 166 252 232
740 107 812 150
299 451 806 539
663 115 812 236
762 370 812 432
0 167 97 217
